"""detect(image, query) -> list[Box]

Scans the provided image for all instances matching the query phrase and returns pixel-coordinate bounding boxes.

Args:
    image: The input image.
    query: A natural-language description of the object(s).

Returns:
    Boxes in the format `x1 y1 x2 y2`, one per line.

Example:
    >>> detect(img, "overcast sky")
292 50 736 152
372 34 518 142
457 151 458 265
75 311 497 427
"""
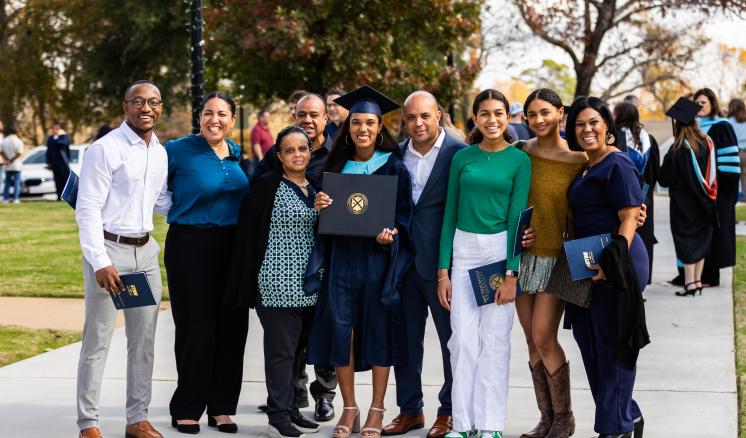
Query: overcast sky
477 3 746 98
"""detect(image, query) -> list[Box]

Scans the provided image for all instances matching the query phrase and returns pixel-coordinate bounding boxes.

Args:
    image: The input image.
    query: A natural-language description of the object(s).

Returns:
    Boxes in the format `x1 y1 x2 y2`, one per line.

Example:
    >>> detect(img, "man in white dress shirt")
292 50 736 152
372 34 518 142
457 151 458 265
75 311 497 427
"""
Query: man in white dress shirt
75 80 170 438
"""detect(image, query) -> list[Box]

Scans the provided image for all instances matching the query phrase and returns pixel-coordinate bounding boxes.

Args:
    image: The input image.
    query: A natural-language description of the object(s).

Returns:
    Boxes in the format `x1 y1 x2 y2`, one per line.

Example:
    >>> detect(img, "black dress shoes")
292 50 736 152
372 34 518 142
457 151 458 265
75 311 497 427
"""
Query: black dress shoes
208 416 238 433
633 416 644 438
258 404 269 413
171 417 200 434
314 398 335 422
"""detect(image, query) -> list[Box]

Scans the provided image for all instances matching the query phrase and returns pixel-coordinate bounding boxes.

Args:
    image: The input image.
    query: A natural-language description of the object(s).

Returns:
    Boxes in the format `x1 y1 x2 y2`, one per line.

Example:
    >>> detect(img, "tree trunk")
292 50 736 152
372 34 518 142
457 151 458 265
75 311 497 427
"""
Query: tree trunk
574 63 595 98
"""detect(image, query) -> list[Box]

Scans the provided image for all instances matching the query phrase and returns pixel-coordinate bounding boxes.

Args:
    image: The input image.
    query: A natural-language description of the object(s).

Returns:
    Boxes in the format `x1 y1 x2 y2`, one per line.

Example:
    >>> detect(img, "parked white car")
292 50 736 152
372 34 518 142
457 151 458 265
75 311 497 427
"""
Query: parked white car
18 145 88 195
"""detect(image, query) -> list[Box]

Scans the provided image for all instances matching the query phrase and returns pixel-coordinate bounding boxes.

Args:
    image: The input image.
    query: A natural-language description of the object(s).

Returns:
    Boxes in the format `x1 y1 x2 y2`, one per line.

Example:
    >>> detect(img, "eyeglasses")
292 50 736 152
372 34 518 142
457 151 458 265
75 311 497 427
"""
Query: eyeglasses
125 98 163 109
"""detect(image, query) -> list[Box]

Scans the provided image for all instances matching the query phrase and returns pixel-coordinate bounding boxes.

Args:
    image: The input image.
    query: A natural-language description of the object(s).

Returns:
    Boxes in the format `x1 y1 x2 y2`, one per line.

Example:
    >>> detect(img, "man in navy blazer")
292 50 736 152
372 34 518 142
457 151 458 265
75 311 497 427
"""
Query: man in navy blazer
382 91 465 438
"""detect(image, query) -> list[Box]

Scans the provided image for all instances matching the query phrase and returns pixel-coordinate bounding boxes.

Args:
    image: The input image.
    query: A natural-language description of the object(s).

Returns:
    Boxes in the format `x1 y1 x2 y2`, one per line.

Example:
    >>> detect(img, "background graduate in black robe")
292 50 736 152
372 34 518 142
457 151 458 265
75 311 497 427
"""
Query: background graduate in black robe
694 88 740 287
614 101 660 285
305 86 414 438
659 97 718 297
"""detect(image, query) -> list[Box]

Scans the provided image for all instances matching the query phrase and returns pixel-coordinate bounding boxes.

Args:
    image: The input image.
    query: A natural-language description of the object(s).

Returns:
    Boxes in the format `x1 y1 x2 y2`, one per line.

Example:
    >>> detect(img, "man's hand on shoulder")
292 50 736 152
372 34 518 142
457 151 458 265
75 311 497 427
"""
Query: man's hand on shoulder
95 265 125 293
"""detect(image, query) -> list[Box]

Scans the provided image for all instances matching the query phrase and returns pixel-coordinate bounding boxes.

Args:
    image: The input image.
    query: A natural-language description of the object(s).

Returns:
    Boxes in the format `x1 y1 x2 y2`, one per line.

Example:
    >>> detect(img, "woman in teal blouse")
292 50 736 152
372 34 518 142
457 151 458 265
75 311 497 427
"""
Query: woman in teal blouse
437 89 531 438
164 92 249 434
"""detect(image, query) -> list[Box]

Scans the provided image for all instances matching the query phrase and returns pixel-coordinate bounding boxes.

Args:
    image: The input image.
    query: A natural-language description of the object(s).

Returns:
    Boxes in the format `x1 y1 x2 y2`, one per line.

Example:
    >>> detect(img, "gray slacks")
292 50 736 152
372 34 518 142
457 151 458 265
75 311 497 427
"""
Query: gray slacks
76 237 162 430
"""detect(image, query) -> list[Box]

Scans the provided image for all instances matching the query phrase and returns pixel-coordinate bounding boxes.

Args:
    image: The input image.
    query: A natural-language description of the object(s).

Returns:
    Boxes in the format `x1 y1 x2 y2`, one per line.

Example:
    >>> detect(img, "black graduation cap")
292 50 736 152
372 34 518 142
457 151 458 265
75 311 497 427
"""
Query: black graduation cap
665 97 702 126
334 85 400 117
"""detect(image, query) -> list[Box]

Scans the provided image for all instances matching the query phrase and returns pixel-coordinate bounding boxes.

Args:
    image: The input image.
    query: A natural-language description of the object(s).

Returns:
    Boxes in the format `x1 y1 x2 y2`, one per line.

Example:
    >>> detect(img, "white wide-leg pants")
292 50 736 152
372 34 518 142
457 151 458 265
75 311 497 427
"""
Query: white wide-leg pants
448 229 514 432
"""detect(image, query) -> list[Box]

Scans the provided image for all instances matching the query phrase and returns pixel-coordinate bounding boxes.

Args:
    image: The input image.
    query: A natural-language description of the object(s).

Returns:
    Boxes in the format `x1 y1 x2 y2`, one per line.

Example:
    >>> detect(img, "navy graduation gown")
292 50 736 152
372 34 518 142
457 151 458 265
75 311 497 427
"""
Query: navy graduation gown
305 154 414 371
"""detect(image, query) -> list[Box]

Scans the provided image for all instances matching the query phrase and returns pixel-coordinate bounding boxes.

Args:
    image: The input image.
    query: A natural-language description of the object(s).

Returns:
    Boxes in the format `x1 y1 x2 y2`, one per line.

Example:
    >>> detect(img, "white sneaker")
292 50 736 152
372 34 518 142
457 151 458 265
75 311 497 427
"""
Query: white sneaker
12 199 20 204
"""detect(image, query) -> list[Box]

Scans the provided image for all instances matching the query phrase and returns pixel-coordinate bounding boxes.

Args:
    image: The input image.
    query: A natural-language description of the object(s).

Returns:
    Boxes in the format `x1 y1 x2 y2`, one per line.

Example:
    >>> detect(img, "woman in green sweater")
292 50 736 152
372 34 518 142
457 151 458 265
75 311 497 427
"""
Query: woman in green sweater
437 89 531 438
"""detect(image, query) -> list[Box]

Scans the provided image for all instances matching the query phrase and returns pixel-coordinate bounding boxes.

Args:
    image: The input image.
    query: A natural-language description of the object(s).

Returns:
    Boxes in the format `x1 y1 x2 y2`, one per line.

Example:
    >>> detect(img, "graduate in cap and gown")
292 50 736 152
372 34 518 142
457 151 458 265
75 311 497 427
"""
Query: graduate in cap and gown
659 97 718 296
306 86 414 438
694 88 740 287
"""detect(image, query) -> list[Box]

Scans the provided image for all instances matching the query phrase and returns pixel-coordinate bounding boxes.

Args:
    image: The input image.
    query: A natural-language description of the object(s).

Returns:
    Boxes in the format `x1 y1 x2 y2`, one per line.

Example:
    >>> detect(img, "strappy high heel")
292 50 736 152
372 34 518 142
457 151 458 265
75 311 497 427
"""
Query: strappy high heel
675 282 699 297
361 406 386 438
333 406 360 438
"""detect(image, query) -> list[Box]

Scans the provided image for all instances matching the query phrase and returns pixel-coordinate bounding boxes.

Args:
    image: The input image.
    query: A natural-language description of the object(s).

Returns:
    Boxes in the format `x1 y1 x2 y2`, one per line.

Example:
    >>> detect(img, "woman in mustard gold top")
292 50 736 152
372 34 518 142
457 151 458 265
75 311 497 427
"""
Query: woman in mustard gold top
515 89 586 438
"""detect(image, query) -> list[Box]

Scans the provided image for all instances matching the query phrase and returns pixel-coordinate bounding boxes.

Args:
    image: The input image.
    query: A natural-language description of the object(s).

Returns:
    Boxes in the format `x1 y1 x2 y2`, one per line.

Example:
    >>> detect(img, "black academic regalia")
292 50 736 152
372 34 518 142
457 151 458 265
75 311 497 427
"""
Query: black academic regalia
617 131 660 284
639 136 660 284
704 121 739 273
304 154 414 372
659 139 716 264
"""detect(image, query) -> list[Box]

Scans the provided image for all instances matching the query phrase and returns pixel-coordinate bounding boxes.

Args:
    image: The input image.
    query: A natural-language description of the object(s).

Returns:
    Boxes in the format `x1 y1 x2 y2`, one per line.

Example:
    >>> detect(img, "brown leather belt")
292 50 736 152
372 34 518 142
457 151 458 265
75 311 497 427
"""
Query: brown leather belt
103 230 150 246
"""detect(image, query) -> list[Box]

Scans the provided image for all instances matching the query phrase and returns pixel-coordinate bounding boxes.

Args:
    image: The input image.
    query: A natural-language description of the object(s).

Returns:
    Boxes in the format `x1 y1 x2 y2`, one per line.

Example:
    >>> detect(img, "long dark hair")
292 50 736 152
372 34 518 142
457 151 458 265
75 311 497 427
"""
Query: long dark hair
467 89 514 144
566 96 616 152
728 98 746 123
693 88 722 119
323 116 401 173
614 101 643 151
673 122 707 154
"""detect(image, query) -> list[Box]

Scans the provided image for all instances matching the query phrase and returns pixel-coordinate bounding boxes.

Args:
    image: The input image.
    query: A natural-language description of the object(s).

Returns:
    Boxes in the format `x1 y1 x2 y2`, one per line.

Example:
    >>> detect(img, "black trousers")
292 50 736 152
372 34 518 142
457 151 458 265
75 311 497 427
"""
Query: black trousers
293 351 337 405
165 224 249 420
50 162 69 200
257 306 316 424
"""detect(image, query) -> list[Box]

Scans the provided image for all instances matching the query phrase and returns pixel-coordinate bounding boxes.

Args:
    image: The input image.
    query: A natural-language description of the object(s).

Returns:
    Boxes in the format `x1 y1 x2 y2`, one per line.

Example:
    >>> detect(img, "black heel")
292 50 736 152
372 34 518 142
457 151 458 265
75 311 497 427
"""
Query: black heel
208 416 238 433
172 416 200 434
675 282 698 297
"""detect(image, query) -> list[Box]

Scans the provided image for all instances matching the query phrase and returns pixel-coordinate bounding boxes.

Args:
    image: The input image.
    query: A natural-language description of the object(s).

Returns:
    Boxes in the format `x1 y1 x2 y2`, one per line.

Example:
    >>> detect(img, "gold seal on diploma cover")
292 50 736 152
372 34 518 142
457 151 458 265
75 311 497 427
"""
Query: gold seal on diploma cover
347 192 368 215
128 284 139 297
489 273 504 291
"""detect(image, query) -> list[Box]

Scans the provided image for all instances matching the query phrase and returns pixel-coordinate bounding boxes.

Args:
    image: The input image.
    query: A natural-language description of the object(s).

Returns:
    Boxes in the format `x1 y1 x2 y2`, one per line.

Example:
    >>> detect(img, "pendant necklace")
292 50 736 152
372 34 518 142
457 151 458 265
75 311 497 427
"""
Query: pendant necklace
582 146 608 178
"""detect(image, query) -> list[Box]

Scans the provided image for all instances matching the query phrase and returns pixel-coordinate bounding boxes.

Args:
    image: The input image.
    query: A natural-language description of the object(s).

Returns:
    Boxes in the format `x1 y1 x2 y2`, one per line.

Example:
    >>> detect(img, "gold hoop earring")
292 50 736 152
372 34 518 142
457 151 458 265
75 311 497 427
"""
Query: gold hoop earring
345 134 353 146
606 132 615 145
376 133 384 146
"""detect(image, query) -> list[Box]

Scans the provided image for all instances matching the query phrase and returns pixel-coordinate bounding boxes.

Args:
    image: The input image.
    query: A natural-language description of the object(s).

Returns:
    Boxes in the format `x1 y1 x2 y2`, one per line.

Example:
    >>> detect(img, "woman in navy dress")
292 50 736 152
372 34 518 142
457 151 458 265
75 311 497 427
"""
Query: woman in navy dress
309 86 413 438
564 97 648 438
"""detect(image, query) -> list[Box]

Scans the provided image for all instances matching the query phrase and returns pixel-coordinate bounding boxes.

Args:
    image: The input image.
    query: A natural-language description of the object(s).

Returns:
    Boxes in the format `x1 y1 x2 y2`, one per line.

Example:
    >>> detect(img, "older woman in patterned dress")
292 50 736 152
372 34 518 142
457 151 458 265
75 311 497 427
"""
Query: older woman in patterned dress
226 126 323 438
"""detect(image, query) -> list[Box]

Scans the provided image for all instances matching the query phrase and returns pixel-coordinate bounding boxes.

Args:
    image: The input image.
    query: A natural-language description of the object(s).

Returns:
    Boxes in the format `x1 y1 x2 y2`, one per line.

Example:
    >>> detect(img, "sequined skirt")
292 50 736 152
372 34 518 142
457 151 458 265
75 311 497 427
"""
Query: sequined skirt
519 254 557 294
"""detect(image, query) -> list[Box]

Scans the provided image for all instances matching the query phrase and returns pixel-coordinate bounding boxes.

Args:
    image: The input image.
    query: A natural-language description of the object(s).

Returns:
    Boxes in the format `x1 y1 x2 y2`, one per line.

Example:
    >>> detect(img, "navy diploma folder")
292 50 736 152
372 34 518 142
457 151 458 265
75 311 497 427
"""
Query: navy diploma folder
109 272 157 310
468 260 523 306
62 171 79 209
318 172 398 238
562 233 612 281
512 206 534 258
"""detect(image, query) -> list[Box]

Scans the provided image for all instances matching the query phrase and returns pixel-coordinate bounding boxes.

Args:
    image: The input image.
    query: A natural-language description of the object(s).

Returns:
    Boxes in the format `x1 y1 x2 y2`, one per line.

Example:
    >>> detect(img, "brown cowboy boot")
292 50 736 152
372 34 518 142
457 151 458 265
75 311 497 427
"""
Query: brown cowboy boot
546 362 576 438
521 361 554 438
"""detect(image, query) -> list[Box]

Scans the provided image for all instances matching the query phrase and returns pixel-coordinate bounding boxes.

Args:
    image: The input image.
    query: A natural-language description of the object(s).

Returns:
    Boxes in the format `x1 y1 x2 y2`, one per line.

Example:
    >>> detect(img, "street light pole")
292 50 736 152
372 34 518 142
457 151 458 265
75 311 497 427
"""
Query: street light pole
189 0 205 134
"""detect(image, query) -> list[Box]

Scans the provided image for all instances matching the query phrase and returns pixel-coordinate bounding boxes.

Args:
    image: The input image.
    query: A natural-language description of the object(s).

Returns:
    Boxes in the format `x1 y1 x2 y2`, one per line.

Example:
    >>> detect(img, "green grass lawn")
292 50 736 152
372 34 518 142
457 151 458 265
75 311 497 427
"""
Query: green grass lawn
0 325 81 367
734 236 746 437
737 205 746 222
0 201 169 298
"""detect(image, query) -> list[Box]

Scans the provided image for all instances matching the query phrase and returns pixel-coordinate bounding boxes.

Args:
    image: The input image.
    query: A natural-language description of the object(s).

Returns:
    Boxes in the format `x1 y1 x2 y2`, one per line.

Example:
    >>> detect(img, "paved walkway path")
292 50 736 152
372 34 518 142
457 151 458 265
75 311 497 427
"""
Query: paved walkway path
0 195 737 437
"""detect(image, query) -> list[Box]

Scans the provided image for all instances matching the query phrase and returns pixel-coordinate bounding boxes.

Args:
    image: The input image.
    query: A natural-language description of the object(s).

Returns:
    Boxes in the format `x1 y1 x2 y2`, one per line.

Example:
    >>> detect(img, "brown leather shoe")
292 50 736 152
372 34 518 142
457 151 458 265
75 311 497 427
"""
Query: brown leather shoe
426 414 453 438
381 412 425 435
125 420 164 438
79 427 103 438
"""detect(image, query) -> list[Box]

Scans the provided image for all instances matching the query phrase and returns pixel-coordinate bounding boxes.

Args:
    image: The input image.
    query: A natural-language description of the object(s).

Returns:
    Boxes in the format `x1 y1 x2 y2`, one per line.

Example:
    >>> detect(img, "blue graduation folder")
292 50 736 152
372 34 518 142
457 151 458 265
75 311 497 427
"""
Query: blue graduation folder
468 259 523 306
562 233 612 281
512 206 534 258
109 272 157 310
61 171 78 209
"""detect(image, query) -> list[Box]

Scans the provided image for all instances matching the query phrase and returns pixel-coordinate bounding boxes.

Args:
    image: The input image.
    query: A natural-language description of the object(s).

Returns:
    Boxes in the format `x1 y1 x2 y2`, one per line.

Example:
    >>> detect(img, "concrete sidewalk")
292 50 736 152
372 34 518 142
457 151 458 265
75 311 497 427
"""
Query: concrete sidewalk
0 195 737 438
